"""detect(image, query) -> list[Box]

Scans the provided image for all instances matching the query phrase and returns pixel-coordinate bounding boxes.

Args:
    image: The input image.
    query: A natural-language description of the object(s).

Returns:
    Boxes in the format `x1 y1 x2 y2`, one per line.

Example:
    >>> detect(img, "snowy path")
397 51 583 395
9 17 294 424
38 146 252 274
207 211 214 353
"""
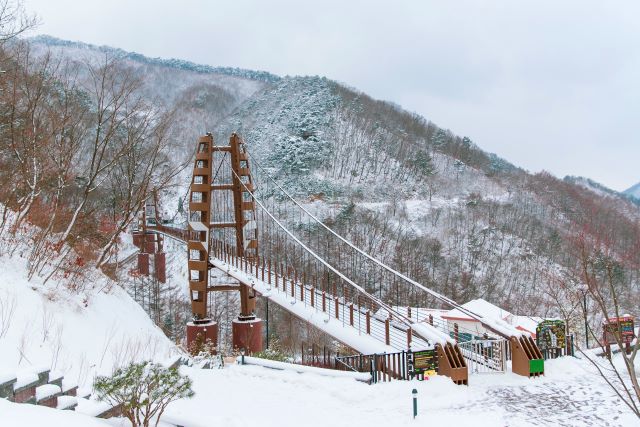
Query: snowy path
461 366 631 426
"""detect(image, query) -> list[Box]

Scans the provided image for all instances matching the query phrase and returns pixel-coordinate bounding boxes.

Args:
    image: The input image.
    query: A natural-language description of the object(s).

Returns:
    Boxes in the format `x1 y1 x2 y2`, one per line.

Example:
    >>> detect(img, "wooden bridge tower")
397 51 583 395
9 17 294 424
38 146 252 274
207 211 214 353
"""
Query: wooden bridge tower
186 133 262 354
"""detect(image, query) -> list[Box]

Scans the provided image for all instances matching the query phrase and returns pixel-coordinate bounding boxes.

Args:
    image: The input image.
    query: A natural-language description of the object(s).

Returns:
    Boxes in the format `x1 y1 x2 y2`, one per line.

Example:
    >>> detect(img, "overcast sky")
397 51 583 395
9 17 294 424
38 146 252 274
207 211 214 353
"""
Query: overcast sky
23 0 640 191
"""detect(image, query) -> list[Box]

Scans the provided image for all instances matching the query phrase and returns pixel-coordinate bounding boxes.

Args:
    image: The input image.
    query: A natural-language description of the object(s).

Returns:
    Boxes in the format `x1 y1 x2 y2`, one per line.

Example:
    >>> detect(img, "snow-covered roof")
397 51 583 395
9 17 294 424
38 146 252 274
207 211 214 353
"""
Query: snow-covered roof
508 315 543 337
443 298 513 322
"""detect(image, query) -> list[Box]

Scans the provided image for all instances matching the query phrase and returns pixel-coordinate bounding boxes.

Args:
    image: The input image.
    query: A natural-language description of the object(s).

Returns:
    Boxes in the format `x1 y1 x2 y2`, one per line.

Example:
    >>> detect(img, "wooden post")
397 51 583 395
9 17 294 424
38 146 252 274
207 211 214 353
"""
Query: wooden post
334 297 339 319
310 287 315 307
408 306 412 320
322 292 326 312
407 327 412 348
366 310 371 334
292 271 296 298
383 355 388 382
349 303 354 326
429 314 433 325
284 267 288 293
454 323 459 343
300 282 304 302
393 353 398 380
385 318 391 345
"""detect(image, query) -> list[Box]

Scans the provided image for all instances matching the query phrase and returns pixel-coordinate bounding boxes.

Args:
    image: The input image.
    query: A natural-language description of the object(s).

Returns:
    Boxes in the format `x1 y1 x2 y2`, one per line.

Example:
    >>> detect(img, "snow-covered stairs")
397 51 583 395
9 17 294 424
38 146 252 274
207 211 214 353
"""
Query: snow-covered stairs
0 367 81 410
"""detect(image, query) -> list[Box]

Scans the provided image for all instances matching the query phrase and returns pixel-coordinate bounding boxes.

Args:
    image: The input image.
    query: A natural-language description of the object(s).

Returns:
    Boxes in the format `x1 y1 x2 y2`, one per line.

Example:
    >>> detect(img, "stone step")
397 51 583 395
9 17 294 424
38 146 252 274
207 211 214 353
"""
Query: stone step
61 378 79 396
57 395 78 411
13 372 40 404
0 374 17 400
36 384 62 408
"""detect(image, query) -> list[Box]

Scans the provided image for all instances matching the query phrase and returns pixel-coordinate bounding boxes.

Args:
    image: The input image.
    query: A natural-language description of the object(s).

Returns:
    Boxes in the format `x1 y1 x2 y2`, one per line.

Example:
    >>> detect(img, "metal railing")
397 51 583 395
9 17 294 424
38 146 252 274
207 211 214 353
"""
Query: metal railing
336 350 434 383
459 339 507 374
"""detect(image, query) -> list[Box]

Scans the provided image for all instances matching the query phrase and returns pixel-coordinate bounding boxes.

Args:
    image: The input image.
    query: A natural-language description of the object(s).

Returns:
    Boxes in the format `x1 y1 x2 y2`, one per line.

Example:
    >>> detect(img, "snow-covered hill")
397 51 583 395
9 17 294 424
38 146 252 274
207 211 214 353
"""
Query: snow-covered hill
0 245 177 388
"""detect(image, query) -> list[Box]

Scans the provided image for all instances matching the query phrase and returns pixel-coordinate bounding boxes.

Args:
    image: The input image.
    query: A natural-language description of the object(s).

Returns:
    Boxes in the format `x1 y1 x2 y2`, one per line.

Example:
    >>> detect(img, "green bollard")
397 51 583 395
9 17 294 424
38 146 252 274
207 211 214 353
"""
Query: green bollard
412 388 418 419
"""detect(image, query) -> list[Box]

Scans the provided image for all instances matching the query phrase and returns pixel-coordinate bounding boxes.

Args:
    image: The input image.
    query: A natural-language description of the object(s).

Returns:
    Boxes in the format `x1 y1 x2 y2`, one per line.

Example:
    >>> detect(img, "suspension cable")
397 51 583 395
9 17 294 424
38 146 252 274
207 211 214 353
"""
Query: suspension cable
229 166 419 332
245 150 490 324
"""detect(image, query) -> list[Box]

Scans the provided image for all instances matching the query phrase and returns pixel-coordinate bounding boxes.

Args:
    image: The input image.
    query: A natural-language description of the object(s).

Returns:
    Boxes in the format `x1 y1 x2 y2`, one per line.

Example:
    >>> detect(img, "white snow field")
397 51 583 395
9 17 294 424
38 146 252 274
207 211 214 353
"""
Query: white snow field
159 356 638 427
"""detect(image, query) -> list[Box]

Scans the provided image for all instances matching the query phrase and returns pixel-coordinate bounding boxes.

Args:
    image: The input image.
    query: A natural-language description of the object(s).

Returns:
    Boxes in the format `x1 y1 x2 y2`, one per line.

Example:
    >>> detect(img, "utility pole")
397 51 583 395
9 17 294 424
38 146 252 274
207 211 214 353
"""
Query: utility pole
583 291 589 349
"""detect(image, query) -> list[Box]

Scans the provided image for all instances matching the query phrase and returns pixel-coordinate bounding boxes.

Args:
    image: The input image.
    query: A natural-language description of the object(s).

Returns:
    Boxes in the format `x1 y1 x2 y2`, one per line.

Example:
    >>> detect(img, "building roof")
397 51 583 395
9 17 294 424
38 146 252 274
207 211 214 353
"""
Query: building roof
442 298 513 322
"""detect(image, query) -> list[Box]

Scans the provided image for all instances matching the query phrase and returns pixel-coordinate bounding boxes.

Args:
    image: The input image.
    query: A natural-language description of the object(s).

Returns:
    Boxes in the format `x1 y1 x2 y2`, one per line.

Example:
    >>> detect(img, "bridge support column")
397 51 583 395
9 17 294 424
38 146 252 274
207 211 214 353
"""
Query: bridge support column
232 318 263 354
186 319 218 355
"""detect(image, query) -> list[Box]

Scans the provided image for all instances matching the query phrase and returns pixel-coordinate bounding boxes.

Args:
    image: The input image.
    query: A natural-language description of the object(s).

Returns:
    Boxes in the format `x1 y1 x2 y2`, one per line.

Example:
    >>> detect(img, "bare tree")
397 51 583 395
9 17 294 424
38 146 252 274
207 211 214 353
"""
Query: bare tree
0 0 38 45
95 106 187 268
59 57 145 243
568 224 640 418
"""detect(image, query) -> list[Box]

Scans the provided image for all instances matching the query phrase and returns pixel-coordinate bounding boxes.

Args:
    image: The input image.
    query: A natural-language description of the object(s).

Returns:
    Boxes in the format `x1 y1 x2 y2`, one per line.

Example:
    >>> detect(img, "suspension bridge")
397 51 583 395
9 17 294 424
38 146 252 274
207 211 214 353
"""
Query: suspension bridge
133 133 544 384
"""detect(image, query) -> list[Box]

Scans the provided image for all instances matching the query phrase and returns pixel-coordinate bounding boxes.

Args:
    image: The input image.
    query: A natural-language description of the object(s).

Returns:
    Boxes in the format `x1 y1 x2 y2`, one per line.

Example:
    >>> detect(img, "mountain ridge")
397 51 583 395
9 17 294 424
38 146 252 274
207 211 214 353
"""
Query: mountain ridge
623 182 640 199
29 34 281 83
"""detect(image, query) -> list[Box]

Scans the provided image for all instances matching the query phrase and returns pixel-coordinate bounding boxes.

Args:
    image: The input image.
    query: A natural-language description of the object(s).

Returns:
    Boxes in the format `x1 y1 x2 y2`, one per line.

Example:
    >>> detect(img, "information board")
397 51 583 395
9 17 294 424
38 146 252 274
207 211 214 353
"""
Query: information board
410 349 437 376
536 319 566 351
603 316 635 345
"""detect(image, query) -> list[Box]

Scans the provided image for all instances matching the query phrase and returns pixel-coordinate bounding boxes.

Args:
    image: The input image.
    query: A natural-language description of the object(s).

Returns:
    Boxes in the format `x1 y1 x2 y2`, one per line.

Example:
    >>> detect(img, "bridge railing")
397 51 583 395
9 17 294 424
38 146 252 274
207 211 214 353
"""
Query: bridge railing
211 239 428 351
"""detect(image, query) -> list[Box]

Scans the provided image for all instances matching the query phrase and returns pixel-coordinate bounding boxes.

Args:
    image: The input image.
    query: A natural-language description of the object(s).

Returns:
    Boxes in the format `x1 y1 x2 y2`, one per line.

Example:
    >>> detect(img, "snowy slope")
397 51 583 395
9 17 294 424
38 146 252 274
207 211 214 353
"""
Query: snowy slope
0 250 178 388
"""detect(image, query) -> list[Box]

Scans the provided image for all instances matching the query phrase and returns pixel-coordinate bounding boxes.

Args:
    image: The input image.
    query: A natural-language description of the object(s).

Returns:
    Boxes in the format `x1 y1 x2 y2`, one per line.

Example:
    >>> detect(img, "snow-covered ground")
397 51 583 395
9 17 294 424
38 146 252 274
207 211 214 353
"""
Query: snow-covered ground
0 249 178 388
2 354 637 426
159 356 638 427
1 398 112 426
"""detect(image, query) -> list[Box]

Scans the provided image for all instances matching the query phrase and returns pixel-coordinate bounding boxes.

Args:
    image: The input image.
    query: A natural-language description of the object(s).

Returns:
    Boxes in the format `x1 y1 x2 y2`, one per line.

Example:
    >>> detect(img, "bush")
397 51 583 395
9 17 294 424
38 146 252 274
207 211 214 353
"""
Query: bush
94 361 194 427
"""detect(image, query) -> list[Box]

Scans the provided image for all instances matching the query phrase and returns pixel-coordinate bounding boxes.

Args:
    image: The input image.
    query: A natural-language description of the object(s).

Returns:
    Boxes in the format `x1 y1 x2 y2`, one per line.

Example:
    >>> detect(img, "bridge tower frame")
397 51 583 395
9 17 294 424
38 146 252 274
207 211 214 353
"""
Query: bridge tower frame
186 133 262 353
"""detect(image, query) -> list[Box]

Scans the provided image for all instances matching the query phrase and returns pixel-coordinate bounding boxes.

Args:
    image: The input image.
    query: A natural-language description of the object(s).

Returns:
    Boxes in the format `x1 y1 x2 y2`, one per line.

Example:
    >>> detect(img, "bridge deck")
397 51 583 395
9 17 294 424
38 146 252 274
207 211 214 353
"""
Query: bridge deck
209 256 432 355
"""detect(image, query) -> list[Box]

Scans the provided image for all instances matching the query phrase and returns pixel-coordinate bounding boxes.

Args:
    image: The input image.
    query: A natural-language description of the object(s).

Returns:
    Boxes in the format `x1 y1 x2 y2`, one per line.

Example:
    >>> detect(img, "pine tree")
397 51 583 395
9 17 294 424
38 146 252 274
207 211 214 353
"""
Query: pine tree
94 361 194 427
163 314 174 340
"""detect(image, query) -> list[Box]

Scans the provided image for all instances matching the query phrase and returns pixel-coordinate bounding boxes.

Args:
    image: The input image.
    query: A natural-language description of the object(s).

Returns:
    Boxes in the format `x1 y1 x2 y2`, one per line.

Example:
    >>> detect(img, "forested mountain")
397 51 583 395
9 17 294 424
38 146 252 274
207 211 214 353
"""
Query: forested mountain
18 36 640 343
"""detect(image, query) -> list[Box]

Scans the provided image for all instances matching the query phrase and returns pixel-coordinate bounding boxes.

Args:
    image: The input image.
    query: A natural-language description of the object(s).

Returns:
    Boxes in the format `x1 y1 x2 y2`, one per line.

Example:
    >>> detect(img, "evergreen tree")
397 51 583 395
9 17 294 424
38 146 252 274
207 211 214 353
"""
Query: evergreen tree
163 314 174 340
431 129 448 148
94 361 194 427
410 149 435 177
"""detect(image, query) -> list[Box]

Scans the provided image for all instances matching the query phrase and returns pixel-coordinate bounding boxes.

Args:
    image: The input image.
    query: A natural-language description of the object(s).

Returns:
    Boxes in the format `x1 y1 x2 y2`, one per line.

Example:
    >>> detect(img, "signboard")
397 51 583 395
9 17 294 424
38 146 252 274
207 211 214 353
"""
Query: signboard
603 316 635 345
409 349 437 377
536 320 566 351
